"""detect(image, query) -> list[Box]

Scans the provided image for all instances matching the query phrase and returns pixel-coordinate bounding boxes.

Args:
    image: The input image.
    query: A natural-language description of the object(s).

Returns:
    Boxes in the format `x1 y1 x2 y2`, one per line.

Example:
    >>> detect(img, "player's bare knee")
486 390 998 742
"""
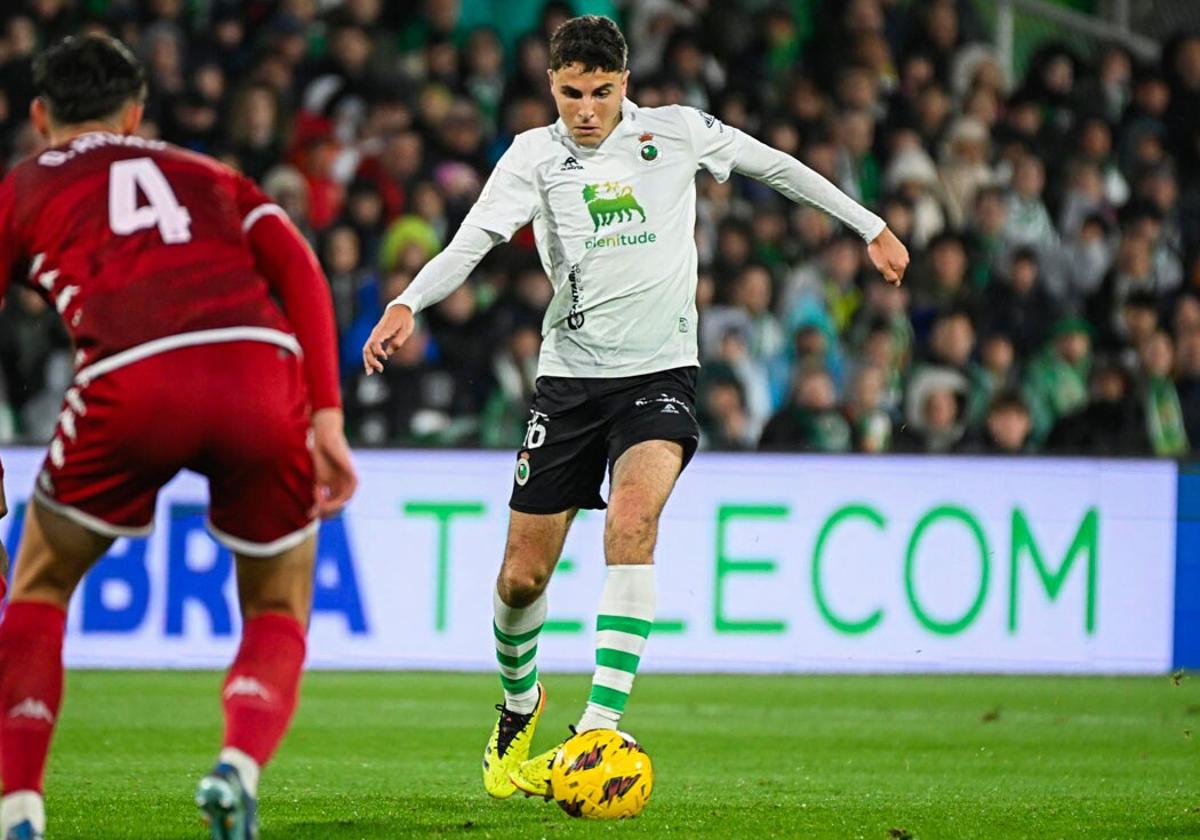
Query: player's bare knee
497 564 550 606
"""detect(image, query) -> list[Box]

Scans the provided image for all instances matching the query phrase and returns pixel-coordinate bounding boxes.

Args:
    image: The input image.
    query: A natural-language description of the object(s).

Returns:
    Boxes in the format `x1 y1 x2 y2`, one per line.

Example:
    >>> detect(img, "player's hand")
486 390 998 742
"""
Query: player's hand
867 227 909 286
311 407 357 518
362 303 415 375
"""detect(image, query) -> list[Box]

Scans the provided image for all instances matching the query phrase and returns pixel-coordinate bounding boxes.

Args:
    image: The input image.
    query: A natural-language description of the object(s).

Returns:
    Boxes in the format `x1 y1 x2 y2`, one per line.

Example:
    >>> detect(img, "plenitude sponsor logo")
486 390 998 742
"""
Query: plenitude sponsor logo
584 230 658 249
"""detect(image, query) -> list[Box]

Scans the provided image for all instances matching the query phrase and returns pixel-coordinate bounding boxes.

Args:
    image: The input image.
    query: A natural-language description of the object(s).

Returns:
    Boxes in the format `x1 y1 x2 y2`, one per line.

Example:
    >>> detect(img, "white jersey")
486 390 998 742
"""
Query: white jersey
464 100 745 378
444 99 884 379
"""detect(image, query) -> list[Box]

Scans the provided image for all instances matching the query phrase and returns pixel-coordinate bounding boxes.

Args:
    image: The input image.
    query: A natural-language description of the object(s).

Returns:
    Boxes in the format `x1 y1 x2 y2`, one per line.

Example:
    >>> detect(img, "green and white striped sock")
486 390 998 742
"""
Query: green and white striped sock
578 565 655 732
493 587 546 714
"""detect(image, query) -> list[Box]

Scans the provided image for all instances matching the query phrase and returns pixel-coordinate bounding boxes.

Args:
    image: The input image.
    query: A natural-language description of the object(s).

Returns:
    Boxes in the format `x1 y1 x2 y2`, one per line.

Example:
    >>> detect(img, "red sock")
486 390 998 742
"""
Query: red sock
0 601 66 794
222 613 306 766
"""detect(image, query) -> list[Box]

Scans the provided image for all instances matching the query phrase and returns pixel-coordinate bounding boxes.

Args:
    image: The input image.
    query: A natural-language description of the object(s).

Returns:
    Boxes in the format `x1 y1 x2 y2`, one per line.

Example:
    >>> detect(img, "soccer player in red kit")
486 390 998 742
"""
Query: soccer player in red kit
0 35 357 840
0 458 8 606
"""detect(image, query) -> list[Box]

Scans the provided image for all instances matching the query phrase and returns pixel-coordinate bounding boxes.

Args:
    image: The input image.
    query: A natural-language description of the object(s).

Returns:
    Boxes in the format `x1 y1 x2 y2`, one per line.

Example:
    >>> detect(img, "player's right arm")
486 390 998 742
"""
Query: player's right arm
362 137 538 374
362 224 501 373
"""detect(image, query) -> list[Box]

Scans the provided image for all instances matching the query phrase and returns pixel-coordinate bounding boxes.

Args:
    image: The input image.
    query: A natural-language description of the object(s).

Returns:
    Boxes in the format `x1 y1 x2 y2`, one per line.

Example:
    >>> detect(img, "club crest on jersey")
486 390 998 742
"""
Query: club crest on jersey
515 453 531 486
581 182 646 231
638 132 660 164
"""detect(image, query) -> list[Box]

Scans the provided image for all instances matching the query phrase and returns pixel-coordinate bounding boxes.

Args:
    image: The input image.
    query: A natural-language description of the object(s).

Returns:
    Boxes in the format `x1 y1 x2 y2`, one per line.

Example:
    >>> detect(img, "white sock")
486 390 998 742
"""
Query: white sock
0 791 45 835
493 587 547 714
218 747 260 798
578 565 655 732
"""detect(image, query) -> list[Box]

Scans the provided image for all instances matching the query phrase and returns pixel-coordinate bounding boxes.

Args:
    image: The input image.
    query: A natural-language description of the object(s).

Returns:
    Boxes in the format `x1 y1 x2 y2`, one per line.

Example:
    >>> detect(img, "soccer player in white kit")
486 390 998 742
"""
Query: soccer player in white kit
363 15 909 800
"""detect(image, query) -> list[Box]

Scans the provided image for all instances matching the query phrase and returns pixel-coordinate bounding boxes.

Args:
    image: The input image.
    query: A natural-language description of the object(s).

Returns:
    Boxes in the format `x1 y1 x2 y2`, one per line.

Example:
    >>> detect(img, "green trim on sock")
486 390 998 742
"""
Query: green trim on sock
596 614 652 638
587 684 629 713
493 622 543 646
500 668 538 695
496 645 539 669
596 647 641 673
497 640 540 668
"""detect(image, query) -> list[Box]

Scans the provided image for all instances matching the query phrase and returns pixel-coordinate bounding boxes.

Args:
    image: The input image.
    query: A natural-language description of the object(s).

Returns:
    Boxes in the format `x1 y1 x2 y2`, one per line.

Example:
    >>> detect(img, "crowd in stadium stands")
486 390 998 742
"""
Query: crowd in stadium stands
3 0 1200 458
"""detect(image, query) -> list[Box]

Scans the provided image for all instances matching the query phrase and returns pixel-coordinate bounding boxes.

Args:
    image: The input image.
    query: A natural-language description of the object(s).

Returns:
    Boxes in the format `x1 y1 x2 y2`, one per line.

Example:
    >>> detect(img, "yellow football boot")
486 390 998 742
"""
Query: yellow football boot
482 683 545 799
509 738 564 800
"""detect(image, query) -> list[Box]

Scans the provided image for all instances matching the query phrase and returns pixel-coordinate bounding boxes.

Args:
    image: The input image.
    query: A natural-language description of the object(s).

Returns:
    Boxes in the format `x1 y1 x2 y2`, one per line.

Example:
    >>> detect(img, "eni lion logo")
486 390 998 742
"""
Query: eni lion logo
581 182 646 231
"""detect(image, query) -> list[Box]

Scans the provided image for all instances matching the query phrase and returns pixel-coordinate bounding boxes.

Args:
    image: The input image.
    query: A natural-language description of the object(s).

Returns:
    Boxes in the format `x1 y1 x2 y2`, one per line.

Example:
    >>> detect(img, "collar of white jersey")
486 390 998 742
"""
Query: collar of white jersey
553 98 642 152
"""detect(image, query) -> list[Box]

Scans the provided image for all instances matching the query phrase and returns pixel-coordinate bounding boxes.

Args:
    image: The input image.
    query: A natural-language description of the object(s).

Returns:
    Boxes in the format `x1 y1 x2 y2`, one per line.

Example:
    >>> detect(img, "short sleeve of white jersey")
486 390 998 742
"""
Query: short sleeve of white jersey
676 105 743 182
462 135 538 241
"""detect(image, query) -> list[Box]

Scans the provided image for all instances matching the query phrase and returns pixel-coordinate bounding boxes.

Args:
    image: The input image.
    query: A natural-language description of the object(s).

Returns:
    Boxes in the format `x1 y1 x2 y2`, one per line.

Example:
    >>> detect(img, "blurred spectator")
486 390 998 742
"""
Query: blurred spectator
1176 328 1200 446
1087 230 1169 343
1023 316 1093 444
779 233 863 336
321 224 372 333
227 84 287 182
1047 359 1148 455
480 324 540 448
980 246 1058 358
703 263 786 418
961 390 1035 454
910 231 974 328
844 364 893 453
976 330 1020 410
896 366 969 453
0 287 70 441
759 366 852 453
697 375 758 451
964 184 1010 289
1139 330 1189 456
882 145 945 248
938 116 992 228
1004 153 1059 260
1060 213 1115 304
913 307 989 424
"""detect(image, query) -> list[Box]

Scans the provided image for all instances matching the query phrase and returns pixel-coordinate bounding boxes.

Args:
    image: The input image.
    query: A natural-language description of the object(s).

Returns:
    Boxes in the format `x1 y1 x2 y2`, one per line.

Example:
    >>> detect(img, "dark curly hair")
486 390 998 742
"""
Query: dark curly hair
33 34 146 125
548 15 627 73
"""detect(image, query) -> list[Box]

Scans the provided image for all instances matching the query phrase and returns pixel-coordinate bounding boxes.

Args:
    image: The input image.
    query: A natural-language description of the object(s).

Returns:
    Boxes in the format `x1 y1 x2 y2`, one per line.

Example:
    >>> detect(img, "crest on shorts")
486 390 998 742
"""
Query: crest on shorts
515 453 531 486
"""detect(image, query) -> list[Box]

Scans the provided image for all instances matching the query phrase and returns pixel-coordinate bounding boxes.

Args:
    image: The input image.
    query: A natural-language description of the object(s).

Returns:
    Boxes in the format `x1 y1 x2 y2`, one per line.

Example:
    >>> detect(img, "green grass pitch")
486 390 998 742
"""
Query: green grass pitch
43 671 1199 838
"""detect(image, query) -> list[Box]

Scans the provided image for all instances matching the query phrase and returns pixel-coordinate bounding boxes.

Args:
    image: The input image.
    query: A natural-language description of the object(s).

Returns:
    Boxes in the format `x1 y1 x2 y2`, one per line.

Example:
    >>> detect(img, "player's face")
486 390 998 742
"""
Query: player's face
548 64 628 147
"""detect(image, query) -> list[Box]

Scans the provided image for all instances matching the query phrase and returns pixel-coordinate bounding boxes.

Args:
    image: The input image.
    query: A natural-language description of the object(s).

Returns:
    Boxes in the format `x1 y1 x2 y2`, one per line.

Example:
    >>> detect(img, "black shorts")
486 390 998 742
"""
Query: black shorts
509 366 700 514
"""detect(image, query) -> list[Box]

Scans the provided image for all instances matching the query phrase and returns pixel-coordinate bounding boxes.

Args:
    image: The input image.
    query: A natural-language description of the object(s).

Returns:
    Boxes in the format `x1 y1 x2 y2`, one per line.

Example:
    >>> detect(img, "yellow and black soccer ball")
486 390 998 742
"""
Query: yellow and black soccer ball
549 729 653 819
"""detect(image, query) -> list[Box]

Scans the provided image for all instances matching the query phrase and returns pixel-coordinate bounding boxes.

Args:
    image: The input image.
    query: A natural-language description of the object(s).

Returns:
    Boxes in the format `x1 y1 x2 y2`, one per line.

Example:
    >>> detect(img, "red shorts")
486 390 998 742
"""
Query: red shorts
34 341 316 556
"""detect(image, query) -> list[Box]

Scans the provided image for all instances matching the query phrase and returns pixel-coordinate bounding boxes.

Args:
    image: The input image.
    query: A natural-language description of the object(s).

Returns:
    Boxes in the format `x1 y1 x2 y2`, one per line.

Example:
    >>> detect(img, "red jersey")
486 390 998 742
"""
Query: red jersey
0 132 339 409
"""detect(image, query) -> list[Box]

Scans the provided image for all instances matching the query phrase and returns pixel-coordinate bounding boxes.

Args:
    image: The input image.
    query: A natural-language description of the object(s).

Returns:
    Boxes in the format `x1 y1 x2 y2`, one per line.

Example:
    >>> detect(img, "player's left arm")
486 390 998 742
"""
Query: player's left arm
732 133 908 285
241 185 357 517
678 106 907 285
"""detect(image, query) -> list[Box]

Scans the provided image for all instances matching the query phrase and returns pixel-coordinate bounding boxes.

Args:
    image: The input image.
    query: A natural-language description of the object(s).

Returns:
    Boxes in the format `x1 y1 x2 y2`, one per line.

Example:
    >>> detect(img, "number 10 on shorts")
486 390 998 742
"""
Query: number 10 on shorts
523 410 549 449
